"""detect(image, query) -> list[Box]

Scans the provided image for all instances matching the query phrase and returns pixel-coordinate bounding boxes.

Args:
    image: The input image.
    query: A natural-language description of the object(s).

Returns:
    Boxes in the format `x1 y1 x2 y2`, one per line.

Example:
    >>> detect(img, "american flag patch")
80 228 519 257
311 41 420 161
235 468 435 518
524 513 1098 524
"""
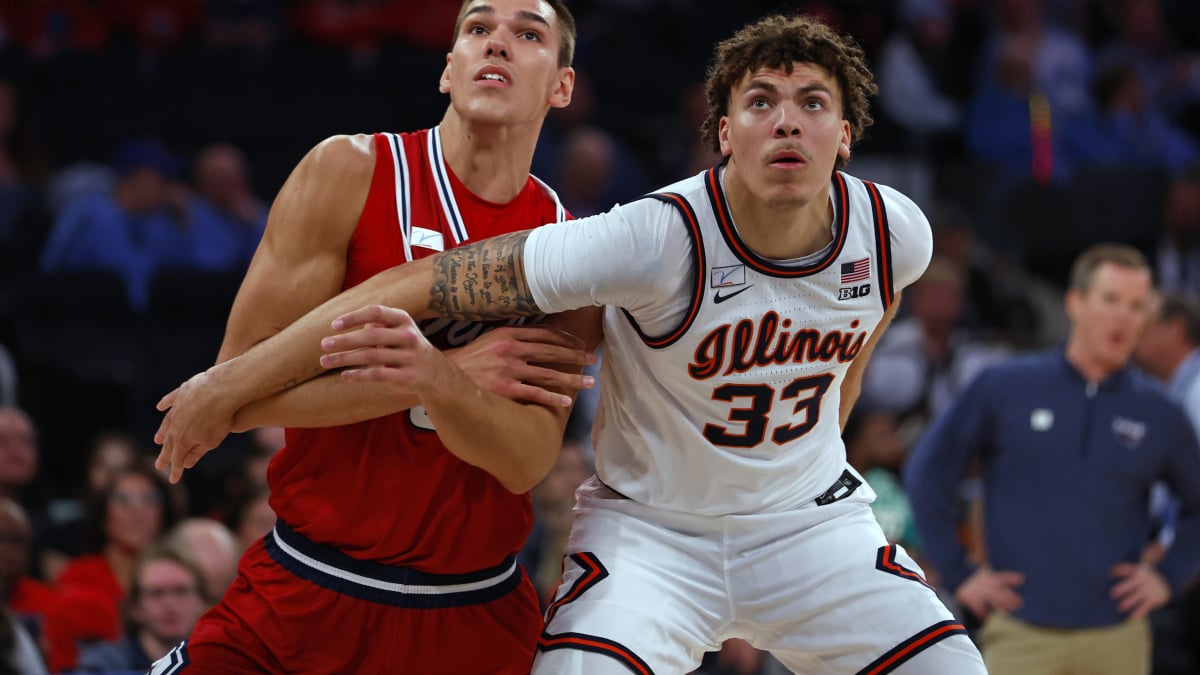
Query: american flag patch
840 258 870 283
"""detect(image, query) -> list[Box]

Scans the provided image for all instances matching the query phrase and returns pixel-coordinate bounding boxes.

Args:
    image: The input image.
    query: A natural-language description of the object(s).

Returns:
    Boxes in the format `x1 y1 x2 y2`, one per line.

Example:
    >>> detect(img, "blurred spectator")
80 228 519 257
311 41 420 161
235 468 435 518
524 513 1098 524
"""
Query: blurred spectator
162 518 238 605
876 0 962 145
905 244 1200 675
0 498 55 672
204 0 283 51
964 31 1100 183
1133 290 1200 675
1096 0 1200 121
226 487 274 554
185 142 266 273
0 2 110 59
53 464 177 671
1136 291 1200 422
842 407 920 556
75 544 206 673
0 76 49 284
1155 165 1200 295
979 0 1093 116
1086 60 1198 175
655 81 723 183
38 138 190 312
861 257 1008 446
40 431 137 582
0 408 37 507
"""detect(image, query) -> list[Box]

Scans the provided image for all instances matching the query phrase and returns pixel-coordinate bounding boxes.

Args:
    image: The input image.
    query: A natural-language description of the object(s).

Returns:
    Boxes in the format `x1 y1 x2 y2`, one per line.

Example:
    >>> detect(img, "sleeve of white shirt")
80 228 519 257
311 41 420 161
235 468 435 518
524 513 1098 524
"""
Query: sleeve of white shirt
876 182 934 292
523 198 695 330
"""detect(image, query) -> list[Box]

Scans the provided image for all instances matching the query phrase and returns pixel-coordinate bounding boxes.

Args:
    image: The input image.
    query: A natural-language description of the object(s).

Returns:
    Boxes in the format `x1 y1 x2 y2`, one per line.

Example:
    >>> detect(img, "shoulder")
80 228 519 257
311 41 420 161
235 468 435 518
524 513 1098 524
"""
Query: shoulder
846 174 932 289
303 134 376 179
969 350 1051 393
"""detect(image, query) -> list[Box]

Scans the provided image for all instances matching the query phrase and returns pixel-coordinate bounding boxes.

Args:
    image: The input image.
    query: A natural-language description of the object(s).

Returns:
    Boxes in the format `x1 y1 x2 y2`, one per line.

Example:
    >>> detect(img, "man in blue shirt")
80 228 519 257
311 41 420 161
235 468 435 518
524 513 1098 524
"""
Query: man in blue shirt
905 244 1200 675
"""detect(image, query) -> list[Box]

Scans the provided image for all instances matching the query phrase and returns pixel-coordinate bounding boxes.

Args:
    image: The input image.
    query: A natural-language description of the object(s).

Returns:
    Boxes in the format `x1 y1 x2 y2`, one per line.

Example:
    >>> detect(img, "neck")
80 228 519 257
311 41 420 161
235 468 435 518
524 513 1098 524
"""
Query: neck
722 163 834 259
138 630 172 662
437 108 541 203
104 544 136 592
1064 337 1123 383
1160 346 1194 380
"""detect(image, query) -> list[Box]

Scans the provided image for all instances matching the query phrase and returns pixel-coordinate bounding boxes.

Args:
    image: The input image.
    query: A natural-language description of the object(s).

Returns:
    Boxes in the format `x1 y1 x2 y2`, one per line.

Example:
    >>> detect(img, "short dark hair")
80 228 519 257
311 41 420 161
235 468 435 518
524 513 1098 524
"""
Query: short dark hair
453 0 577 68
700 14 876 170
1158 291 1200 346
1067 244 1150 293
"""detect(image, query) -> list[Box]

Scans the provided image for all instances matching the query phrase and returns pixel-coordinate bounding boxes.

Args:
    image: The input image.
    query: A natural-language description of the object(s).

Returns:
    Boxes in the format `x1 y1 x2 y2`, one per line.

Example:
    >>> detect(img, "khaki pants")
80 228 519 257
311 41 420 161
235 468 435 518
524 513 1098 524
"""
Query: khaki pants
980 613 1150 675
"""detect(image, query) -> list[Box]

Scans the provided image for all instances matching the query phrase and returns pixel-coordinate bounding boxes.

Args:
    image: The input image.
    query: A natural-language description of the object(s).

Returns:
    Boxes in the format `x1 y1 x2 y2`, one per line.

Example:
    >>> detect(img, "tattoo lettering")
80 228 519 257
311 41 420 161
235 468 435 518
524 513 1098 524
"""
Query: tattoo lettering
430 230 540 320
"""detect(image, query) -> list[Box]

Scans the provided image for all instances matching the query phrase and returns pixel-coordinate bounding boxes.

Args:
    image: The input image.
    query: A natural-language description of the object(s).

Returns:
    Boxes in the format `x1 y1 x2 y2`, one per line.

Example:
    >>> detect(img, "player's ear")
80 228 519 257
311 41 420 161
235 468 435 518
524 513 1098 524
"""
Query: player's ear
838 120 851 160
549 67 574 109
439 53 453 94
718 117 733 157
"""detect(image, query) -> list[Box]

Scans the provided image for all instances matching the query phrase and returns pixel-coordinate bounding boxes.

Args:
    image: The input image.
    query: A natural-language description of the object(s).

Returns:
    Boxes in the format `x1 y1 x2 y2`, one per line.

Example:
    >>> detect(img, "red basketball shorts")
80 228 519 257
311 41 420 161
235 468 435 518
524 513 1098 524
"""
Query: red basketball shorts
150 522 542 674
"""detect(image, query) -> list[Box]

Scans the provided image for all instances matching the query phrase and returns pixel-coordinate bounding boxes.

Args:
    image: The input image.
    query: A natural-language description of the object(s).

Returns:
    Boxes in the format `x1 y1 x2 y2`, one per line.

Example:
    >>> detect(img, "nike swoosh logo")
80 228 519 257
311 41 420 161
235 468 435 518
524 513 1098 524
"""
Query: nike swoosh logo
713 285 754 304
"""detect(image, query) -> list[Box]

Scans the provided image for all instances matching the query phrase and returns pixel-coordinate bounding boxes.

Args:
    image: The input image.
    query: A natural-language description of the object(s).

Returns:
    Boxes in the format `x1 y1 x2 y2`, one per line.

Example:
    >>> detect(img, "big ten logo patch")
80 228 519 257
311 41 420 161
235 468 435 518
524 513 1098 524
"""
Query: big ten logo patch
838 284 871 301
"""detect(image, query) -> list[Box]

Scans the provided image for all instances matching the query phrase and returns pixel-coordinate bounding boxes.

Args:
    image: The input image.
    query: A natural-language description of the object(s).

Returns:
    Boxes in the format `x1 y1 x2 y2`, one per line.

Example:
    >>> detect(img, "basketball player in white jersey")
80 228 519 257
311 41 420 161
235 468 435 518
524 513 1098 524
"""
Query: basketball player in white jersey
157 14 986 674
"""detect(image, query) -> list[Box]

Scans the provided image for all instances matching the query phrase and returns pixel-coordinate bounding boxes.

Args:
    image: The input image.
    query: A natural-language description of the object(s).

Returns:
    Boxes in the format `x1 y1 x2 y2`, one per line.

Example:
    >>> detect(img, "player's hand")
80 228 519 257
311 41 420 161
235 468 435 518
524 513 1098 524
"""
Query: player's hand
447 325 596 408
955 567 1024 620
153 368 239 484
319 305 449 395
1110 562 1170 619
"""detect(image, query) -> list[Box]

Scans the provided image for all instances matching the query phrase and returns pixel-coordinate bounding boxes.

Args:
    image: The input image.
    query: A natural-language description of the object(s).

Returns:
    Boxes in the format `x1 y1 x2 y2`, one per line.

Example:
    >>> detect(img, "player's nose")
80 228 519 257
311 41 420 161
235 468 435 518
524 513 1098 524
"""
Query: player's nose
773 104 802 137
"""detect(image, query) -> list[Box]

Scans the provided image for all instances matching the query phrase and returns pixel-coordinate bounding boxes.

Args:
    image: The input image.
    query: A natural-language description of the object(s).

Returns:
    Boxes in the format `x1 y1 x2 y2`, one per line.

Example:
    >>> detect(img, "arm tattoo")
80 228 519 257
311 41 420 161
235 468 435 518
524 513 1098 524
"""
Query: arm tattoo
430 230 541 320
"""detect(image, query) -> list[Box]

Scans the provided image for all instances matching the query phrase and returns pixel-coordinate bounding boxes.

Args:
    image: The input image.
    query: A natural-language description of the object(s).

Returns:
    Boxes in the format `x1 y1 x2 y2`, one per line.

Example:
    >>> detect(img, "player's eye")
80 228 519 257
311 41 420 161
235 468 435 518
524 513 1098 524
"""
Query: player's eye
520 30 541 41
468 24 488 36
750 96 770 109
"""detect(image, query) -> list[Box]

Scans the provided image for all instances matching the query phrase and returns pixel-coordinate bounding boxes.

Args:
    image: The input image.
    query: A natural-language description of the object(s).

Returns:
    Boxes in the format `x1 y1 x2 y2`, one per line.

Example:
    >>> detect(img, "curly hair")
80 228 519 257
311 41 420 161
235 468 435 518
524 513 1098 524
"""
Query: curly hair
700 15 877 170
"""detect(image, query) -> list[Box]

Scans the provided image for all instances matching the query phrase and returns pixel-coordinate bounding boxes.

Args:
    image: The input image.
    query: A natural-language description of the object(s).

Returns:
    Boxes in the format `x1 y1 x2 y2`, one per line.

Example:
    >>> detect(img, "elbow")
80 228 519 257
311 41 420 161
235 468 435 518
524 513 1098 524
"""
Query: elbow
498 467 543 495
496 451 557 495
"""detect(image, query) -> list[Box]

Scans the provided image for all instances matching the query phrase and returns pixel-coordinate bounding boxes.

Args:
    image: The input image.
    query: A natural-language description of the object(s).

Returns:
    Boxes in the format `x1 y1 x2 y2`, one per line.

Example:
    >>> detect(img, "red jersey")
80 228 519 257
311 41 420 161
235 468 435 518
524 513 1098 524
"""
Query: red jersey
267 128 566 574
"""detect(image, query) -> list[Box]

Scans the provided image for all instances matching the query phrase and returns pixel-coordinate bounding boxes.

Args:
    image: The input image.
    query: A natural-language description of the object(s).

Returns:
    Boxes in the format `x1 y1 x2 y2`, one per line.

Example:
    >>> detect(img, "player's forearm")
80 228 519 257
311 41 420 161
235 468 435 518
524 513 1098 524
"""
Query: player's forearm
204 260 432 406
231 373 420 431
206 229 543 408
420 360 568 494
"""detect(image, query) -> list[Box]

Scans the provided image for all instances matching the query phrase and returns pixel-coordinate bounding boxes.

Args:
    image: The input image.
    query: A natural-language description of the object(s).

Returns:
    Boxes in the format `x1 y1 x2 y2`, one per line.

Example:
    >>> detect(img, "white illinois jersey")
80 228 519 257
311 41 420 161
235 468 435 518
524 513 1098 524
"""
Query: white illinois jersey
526 166 932 516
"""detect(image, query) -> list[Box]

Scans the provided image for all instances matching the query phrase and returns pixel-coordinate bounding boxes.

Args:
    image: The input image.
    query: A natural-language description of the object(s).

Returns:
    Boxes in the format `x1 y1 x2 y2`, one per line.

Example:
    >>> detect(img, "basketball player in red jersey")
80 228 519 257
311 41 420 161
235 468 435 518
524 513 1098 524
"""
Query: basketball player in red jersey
148 1 600 673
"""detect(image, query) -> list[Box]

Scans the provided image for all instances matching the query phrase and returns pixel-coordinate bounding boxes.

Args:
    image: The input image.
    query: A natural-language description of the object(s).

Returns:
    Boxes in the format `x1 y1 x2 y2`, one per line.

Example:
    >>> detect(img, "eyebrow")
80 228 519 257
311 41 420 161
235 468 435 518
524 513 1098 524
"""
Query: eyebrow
742 80 834 99
464 5 552 30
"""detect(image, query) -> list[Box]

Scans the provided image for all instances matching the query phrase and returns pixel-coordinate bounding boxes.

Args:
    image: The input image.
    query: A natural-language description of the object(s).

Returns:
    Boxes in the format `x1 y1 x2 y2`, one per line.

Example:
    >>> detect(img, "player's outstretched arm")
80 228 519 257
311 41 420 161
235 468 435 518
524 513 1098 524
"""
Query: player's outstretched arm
156 228 557 481
152 134 371 479
231 323 597 431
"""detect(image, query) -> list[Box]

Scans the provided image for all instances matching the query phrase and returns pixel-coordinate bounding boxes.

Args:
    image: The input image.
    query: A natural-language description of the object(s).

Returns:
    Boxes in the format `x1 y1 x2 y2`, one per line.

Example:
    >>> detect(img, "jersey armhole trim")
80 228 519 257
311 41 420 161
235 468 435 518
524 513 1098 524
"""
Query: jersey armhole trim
619 193 705 350
863 180 895 312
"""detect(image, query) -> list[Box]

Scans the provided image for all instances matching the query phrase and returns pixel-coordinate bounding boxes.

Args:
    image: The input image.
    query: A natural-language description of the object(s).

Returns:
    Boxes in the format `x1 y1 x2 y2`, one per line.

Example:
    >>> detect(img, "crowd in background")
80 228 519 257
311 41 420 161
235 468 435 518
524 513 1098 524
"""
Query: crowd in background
0 0 1198 673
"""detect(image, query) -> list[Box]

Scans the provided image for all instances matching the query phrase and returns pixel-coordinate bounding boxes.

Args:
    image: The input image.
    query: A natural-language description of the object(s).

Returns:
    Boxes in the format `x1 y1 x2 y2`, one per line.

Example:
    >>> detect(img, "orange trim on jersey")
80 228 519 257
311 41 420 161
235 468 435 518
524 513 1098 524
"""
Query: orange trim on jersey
538 634 655 675
622 193 706 349
862 181 895 311
875 545 933 590
856 620 967 675
539 552 655 674
543 552 607 626
705 168 850 277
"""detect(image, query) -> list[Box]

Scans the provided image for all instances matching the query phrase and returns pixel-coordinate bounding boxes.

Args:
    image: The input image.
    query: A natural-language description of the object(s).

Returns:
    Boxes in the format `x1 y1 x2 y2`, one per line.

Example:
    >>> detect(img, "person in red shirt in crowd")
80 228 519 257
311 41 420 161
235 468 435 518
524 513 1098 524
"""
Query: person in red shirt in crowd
53 464 177 672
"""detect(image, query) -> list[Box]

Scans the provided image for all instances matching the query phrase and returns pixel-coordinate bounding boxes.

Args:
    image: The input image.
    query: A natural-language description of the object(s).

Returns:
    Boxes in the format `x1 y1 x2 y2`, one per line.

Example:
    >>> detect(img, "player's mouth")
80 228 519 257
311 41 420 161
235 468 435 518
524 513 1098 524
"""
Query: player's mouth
767 148 808 169
475 65 513 87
